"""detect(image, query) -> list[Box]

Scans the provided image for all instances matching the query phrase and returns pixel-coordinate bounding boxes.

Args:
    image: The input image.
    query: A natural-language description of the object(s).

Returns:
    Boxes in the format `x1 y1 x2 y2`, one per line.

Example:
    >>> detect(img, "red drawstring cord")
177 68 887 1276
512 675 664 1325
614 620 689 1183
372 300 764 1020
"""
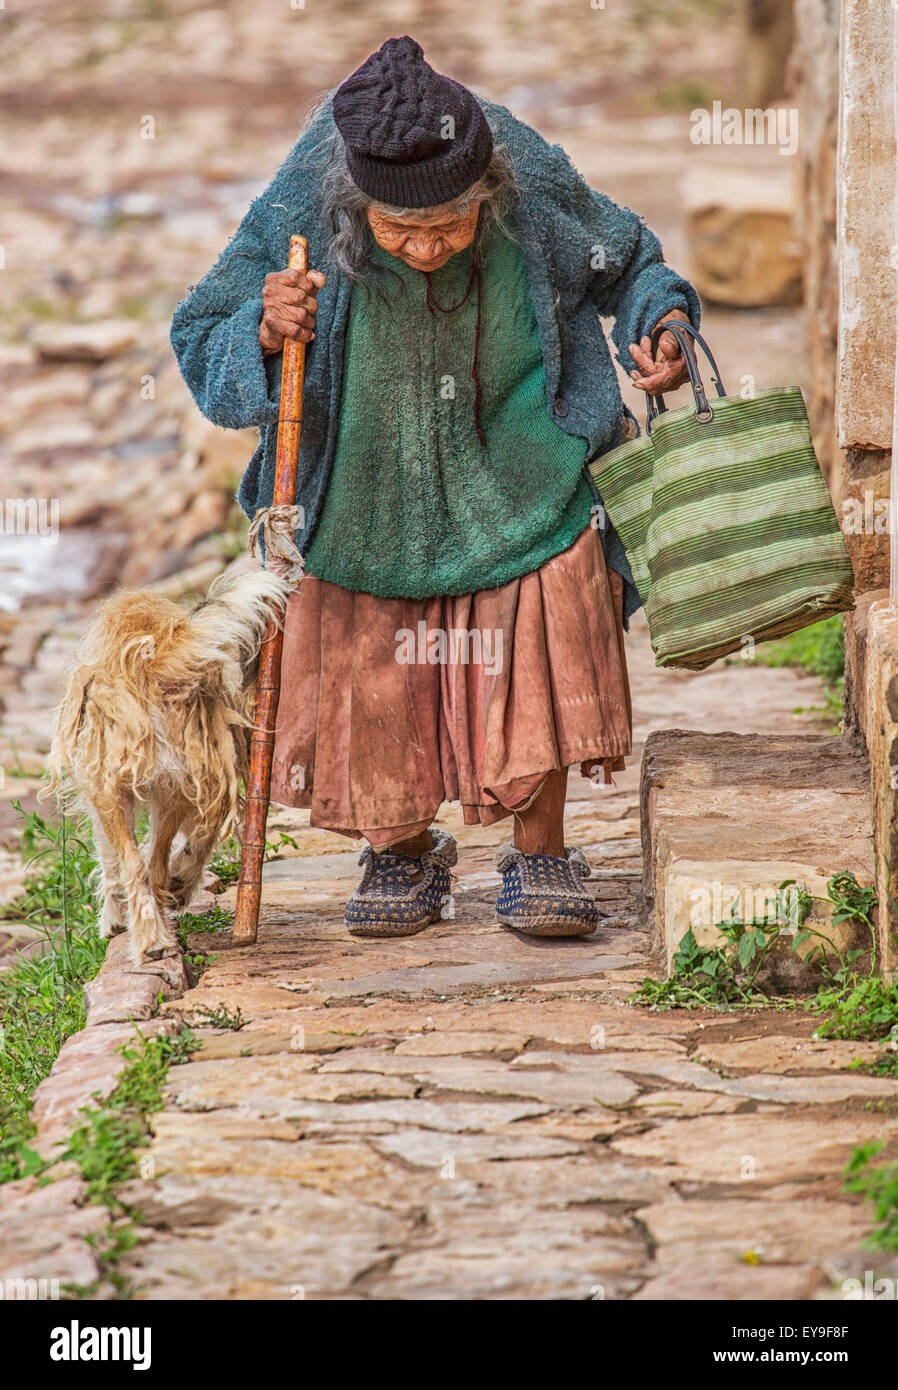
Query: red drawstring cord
471 265 485 446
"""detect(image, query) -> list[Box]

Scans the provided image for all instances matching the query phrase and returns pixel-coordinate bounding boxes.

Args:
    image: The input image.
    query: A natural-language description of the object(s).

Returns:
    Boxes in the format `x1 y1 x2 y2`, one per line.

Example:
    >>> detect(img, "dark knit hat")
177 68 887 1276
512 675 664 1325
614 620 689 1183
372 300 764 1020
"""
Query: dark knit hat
332 36 494 209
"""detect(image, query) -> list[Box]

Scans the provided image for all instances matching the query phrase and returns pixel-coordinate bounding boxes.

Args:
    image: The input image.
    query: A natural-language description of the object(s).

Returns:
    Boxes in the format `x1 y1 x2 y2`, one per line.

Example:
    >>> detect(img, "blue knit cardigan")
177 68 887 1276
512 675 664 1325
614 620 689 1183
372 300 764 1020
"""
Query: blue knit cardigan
171 95 700 623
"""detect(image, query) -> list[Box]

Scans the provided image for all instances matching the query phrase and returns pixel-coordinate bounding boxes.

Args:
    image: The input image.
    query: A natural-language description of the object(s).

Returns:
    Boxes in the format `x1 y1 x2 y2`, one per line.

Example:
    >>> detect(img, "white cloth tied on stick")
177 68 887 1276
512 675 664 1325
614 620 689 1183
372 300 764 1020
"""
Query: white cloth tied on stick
247 505 306 586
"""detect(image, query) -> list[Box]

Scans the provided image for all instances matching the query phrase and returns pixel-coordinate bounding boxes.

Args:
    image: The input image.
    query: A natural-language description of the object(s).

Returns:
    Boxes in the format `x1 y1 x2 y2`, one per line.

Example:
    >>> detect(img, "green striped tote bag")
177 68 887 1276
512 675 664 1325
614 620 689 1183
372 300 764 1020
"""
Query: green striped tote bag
589 322 854 671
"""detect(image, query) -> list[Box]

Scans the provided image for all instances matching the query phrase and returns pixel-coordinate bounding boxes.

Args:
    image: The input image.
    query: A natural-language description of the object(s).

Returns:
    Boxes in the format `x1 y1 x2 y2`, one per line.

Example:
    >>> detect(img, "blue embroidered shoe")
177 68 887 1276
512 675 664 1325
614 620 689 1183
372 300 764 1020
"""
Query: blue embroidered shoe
494 844 599 937
345 830 457 938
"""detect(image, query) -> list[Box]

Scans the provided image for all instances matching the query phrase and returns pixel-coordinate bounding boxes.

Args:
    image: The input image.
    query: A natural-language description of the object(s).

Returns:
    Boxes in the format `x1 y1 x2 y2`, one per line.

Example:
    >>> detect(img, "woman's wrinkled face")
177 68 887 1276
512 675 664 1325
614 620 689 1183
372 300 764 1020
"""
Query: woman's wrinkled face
366 203 480 272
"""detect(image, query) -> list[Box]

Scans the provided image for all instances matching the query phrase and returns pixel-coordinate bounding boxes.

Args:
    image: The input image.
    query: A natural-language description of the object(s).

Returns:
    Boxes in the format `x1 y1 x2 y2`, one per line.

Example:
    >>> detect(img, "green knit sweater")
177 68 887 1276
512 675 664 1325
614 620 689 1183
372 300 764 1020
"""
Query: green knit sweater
303 221 594 598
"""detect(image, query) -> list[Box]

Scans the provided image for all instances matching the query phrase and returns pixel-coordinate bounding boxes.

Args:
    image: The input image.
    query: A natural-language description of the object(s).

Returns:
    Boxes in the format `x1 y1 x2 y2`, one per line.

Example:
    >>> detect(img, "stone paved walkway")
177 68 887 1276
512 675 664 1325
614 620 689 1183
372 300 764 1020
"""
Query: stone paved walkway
90 619 889 1302
1 613 891 1300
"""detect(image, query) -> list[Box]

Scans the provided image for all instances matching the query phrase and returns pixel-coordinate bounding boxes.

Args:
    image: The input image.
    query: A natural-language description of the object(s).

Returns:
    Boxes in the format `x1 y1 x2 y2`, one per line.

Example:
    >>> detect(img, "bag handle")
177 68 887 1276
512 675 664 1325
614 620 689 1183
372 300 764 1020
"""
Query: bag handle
645 320 727 429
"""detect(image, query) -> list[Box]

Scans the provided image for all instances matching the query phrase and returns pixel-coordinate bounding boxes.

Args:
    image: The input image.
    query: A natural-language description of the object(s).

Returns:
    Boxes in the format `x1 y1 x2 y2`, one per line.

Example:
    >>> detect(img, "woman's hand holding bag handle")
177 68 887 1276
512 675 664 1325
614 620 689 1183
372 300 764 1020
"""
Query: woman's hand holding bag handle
589 322 854 670
644 319 727 428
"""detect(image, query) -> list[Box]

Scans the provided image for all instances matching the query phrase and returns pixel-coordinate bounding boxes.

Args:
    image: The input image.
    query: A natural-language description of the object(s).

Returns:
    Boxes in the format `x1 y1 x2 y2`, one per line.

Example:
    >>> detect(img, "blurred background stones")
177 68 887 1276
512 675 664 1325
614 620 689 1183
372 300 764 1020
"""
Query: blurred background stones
681 168 803 307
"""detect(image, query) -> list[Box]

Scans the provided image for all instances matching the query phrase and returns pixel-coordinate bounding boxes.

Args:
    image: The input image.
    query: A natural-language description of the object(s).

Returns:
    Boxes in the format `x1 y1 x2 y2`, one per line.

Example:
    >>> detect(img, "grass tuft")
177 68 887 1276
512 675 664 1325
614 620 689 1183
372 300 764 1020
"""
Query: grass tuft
629 873 875 1012
0 805 105 1183
60 1026 199 1297
746 616 845 728
845 1144 898 1253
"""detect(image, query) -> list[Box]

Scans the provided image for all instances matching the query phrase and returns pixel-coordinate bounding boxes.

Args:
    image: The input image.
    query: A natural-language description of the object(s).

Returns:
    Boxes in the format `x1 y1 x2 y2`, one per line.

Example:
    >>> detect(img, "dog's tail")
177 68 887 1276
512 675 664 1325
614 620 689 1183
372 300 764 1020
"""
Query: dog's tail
46 666 95 806
179 566 293 834
185 566 292 675
46 567 291 811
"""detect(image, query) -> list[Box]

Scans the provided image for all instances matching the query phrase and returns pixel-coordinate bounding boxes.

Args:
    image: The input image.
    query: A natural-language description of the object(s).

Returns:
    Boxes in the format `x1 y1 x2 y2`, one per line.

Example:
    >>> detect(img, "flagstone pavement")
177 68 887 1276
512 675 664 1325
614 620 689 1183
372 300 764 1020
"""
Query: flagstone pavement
87 620 898 1299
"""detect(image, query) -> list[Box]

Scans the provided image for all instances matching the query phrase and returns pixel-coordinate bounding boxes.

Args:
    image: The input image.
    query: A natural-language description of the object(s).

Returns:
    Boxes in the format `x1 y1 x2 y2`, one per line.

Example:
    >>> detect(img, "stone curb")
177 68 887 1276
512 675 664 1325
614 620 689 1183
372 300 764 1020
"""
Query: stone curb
0 934 188 1293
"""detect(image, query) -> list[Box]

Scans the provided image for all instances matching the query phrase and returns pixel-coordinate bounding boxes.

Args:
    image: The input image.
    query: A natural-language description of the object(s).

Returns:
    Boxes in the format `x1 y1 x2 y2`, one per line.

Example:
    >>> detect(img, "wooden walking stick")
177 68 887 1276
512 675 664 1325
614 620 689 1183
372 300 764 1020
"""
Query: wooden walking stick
233 234 309 945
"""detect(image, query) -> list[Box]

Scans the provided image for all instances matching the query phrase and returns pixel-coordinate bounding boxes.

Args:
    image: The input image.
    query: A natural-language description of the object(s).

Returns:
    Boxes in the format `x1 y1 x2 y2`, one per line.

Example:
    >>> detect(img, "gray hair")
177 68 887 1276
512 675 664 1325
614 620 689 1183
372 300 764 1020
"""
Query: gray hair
321 132 519 288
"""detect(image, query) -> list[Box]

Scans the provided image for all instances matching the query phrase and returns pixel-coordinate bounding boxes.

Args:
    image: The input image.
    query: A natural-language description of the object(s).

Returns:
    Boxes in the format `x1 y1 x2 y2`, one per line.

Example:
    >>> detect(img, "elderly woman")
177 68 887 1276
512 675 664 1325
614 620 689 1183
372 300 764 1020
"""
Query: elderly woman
172 37 699 940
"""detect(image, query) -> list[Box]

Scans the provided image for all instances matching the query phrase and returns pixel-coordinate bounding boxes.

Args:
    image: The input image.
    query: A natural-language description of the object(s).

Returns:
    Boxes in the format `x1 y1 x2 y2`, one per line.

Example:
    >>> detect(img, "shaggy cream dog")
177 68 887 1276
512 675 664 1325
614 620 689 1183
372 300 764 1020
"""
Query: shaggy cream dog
48 567 290 961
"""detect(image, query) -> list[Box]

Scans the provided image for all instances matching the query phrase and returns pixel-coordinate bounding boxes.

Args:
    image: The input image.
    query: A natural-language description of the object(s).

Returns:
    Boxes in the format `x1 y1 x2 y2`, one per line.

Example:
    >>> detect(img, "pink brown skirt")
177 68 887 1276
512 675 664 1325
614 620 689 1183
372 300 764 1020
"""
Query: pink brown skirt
270 524 632 847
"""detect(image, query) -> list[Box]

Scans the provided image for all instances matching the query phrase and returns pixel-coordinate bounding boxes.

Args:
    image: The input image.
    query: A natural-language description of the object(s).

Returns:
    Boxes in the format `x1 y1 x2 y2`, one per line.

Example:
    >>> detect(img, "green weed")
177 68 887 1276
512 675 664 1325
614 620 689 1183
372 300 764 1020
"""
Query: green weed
805 873 893 1040
749 616 845 728
175 903 233 950
193 1003 245 1031
631 872 876 1013
810 976 898 1041
845 1143 898 1253
60 1027 198 1297
61 1027 197 1203
0 805 105 1182
752 615 845 684
210 832 299 887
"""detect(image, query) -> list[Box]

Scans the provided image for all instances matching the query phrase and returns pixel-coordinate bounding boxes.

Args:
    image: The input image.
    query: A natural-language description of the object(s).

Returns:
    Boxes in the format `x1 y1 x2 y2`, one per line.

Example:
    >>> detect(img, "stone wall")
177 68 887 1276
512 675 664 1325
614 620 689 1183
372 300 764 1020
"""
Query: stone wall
835 0 895 598
797 0 896 669
860 602 898 973
794 0 840 489
796 0 898 968
795 0 893 587
833 0 897 757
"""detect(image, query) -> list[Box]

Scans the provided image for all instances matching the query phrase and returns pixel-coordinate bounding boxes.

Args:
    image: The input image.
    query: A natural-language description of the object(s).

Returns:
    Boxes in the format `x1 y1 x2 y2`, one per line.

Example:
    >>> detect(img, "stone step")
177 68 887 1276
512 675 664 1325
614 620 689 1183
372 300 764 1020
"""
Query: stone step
640 730 875 983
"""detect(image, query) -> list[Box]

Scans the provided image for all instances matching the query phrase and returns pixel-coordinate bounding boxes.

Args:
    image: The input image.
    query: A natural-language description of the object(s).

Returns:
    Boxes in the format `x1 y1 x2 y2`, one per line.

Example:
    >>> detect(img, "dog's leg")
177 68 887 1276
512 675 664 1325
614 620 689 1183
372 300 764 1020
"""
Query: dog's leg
171 812 231 907
145 793 190 904
172 811 239 917
90 810 128 940
167 810 210 910
94 799 178 962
